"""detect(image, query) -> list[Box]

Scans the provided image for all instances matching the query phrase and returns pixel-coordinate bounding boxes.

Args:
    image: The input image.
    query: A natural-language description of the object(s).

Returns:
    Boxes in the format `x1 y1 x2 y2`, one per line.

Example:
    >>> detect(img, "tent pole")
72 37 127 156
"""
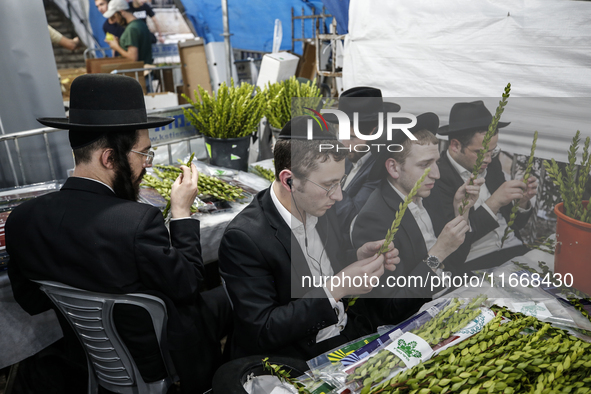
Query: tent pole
221 0 232 84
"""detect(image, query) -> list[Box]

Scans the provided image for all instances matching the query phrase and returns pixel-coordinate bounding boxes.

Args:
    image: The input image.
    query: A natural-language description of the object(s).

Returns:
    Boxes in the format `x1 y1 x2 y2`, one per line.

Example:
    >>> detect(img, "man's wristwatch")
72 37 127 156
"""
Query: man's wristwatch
424 255 441 270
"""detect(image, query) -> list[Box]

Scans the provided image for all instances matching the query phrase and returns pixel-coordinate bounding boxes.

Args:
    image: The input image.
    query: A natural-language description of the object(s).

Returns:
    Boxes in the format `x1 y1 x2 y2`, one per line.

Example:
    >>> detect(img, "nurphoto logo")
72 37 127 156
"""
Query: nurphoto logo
304 108 419 153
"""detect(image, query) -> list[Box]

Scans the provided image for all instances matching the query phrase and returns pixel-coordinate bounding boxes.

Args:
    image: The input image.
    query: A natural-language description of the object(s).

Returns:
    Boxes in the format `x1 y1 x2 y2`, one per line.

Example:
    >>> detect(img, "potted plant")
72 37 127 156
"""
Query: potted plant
544 131 591 294
263 76 329 139
183 80 266 171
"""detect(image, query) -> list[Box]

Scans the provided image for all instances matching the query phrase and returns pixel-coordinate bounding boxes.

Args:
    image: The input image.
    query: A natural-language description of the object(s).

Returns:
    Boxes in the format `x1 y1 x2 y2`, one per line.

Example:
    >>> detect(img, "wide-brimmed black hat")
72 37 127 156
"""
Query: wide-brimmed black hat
368 112 439 181
37 74 173 148
324 87 400 132
437 100 510 136
277 115 337 140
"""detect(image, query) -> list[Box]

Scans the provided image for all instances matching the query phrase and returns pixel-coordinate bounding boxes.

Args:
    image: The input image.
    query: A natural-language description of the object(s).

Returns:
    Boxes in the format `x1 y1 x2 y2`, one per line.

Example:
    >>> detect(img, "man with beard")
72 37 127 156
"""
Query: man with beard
431 101 538 271
6 74 229 393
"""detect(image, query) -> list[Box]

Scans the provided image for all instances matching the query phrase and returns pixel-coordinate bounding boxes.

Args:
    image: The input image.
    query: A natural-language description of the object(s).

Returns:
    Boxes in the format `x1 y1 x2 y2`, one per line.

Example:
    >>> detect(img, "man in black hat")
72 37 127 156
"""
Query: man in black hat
218 116 423 360
328 87 401 240
6 74 228 393
432 101 538 271
352 113 483 297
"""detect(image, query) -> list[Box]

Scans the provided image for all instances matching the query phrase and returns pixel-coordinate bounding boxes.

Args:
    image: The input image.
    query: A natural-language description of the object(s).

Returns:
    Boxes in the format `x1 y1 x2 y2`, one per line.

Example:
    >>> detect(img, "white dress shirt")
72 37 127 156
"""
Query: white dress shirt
270 183 348 342
389 181 438 251
343 153 371 190
77 176 115 193
446 151 525 262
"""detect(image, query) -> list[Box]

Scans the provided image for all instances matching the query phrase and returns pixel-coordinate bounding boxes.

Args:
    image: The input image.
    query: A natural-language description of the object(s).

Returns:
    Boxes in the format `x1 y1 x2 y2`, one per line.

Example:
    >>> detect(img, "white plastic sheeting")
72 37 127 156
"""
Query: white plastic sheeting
342 0 591 161
343 0 591 97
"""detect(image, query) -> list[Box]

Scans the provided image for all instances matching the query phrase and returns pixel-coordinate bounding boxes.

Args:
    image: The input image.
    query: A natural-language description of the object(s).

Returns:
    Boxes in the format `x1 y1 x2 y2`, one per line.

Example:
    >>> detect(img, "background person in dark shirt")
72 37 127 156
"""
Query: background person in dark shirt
104 0 154 65
128 0 165 43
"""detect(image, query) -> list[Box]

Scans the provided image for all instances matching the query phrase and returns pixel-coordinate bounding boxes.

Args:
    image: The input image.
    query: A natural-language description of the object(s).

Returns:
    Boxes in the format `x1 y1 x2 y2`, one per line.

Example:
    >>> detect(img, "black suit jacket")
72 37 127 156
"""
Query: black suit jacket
6 177 216 359
352 179 473 296
218 187 423 360
432 153 532 242
335 154 380 238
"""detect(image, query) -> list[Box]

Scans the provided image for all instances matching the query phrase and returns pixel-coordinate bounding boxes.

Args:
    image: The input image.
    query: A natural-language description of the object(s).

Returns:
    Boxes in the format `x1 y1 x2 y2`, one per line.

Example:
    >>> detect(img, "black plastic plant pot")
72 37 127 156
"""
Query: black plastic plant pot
204 135 251 171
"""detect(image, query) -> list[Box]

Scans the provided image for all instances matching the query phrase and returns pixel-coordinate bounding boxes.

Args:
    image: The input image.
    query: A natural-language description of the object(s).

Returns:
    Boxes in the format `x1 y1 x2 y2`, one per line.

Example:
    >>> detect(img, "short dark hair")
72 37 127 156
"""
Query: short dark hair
274 139 347 183
451 129 499 152
389 129 438 166
73 130 139 166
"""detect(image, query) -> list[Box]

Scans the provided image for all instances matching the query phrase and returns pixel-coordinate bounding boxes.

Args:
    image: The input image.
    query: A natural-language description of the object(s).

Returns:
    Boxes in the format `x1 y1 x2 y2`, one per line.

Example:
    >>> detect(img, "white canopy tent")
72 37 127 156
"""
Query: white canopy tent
342 0 591 163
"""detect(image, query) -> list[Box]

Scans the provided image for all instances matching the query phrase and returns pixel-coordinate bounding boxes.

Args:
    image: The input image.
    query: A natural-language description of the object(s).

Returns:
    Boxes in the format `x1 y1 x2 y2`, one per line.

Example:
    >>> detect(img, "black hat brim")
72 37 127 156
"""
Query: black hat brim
37 116 174 131
437 121 510 136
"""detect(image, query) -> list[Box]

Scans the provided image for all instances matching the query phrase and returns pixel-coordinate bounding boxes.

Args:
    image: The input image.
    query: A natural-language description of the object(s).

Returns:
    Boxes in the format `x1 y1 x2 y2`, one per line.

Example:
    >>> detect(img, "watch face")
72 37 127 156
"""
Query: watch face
426 256 440 269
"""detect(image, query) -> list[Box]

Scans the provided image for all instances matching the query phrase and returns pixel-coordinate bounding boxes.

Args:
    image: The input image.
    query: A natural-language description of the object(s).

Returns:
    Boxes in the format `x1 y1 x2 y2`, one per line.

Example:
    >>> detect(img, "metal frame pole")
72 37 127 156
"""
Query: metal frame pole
0 115 19 186
221 0 232 84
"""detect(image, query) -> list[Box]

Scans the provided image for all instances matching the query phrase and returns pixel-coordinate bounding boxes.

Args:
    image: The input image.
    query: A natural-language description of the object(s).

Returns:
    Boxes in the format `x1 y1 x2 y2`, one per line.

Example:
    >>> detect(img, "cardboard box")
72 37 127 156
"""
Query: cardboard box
100 61 146 94
144 92 179 109
57 68 86 100
176 84 187 105
179 38 212 102
256 51 300 88
296 42 316 81
85 57 136 74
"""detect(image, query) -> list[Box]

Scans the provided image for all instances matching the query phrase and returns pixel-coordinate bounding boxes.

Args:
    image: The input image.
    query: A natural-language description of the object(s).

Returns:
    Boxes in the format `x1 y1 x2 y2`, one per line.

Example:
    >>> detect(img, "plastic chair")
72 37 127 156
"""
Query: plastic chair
34 280 178 394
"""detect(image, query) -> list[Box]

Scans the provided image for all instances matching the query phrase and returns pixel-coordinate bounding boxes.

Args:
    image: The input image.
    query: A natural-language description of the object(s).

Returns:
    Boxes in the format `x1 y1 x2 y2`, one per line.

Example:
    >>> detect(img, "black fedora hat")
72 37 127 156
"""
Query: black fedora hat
324 87 399 131
368 112 439 181
437 100 510 136
37 74 173 132
277 115 337 140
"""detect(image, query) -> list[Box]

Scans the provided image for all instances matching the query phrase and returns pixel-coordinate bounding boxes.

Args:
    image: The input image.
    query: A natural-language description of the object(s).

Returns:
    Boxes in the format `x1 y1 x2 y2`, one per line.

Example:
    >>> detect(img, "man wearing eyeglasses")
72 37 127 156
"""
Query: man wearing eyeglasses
6 75 229 393
432 101 538 271
218 116 424 361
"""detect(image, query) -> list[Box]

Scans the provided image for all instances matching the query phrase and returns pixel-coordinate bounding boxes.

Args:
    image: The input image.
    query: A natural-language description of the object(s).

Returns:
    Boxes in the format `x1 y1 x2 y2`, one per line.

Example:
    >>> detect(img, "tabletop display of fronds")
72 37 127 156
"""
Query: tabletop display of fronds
182 79 266 139
264 76 329 130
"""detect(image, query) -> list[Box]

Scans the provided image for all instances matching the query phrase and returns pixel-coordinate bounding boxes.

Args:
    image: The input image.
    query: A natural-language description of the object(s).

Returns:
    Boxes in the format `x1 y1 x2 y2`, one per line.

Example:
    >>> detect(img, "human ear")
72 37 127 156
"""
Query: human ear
449 139 462 154
100 149 115 169
385 158 400 180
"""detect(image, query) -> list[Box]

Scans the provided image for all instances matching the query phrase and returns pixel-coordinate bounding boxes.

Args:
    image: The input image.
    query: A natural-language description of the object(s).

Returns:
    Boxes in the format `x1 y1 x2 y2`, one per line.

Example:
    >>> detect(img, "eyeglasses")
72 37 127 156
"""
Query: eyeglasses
300 174 348 197
130 149 155 166
466 145 501 159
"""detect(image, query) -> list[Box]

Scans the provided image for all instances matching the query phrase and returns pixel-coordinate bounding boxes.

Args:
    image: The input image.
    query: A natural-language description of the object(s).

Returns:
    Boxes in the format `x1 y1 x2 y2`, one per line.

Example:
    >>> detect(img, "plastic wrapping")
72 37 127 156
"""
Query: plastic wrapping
341 297 490 393
300 297 495 394
470 260 591 335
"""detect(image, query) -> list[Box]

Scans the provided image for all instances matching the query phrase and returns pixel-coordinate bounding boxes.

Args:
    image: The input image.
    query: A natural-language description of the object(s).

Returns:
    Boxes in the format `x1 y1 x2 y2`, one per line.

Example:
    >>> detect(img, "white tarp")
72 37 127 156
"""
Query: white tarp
343 0 591 162
344 0 591 97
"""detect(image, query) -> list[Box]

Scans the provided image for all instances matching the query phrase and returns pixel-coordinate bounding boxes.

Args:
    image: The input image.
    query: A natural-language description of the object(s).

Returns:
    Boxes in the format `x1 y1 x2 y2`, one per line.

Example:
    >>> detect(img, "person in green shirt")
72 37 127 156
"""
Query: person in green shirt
104 0 153 65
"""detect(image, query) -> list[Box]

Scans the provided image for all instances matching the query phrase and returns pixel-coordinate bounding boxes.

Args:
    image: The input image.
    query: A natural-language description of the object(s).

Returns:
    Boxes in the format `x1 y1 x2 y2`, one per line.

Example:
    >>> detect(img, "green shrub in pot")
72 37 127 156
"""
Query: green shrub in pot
182 80 266 138
182 80 266 170
263 76 330 130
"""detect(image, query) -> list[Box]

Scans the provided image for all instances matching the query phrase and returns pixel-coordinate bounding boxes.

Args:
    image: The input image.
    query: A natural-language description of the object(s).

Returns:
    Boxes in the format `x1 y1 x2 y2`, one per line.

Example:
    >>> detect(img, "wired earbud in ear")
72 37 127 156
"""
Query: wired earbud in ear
287 178 292 189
